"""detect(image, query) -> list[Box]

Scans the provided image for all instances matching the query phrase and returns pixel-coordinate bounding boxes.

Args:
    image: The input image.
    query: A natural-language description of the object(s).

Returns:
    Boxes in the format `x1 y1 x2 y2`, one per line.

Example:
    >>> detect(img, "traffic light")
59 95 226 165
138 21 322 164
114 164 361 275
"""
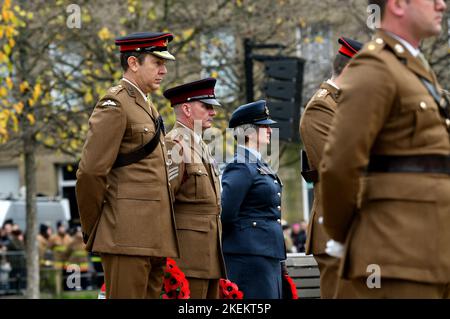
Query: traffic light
262 57 305 142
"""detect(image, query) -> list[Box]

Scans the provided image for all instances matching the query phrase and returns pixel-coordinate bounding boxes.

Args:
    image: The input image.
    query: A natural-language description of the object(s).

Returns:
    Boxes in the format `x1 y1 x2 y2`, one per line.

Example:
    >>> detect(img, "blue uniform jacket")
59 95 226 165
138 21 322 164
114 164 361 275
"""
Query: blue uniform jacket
221 147 286 260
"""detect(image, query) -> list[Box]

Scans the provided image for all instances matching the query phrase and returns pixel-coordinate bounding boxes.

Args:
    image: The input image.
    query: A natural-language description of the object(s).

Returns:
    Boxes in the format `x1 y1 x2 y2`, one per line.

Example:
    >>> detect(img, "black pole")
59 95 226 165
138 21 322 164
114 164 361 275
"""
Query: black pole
244 38 254 103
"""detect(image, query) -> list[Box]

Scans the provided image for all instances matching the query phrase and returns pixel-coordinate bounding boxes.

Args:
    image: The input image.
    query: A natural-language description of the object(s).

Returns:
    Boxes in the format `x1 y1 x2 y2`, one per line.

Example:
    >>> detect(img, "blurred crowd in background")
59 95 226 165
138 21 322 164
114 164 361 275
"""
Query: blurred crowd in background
0 217 306 296
0 219 103 296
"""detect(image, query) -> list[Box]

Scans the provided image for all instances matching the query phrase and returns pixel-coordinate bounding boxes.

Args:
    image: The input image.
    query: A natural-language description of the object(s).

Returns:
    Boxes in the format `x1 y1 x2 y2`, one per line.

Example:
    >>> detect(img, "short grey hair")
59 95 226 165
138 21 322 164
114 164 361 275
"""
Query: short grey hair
234 123 258 145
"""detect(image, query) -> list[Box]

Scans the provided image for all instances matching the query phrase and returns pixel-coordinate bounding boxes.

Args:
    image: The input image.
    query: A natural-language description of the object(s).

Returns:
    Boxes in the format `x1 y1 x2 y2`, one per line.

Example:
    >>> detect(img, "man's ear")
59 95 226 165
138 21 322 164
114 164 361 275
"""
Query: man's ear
181 103 191 117
127 55 139 72
388 0 408 18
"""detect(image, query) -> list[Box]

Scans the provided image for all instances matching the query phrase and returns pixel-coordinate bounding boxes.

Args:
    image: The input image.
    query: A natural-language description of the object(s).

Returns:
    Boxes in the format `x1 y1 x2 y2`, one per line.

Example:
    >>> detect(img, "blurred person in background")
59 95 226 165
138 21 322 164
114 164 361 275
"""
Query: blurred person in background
65 226 91 290
291 222 307 253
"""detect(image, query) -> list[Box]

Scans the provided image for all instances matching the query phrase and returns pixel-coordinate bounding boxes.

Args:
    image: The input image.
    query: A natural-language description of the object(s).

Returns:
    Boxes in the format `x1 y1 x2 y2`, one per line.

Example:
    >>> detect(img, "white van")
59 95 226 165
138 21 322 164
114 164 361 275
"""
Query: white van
0 197 71 230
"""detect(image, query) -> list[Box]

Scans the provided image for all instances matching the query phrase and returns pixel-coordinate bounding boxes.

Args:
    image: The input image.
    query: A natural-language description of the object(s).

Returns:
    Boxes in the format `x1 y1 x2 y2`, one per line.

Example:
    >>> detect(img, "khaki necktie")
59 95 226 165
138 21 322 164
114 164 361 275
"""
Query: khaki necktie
417 52 430 71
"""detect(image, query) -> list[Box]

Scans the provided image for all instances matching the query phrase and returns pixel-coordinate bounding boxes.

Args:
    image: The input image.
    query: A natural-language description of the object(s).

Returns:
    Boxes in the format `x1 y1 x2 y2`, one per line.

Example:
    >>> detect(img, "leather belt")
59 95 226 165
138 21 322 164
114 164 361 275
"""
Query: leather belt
367 155 450 175
301 169 319 183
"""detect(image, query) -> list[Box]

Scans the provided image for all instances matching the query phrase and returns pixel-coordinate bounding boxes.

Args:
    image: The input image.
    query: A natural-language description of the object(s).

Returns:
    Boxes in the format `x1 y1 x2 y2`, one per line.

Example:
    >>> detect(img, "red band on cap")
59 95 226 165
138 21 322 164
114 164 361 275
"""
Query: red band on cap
339 46 356 58
169 88 215 105
118 38 168 52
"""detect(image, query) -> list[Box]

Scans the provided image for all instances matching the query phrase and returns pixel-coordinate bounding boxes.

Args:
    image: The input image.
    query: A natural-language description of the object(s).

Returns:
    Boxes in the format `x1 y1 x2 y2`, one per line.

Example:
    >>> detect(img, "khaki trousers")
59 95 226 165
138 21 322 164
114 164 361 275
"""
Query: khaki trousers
187 277 220 299
314 254 356 299
101 253 165 299
335 277 450 299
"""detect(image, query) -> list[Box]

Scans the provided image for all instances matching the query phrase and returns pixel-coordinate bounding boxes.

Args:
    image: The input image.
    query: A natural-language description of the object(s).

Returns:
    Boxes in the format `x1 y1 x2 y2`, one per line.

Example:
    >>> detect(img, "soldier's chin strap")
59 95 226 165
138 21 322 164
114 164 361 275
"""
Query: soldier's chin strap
112 116 164 168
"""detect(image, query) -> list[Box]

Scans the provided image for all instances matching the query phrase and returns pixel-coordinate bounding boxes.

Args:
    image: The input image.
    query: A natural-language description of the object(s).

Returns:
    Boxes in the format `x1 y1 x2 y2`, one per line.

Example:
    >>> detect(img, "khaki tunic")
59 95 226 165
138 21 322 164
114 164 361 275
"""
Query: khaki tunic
300 81 340 255
76 79 179 258
48 233 72 269
320 30 450 284
165 122 226 279
65 234 90 272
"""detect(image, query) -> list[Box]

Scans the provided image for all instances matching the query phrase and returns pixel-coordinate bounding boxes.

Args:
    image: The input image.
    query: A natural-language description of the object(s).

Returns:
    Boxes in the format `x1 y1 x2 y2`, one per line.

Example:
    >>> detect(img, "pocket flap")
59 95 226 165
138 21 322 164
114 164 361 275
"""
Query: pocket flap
117 183 161 200
400 95 438 112
239 219 268 230
186 164 208 176
364 174 436 202
131 123 155 135
176 214 210 232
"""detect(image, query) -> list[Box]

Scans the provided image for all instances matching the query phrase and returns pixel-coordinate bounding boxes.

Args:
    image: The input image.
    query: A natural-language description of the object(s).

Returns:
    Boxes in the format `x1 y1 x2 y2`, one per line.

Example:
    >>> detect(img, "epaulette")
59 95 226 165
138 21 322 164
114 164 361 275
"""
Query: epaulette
108 84 125 95
317 88 329 99
364 38 386 54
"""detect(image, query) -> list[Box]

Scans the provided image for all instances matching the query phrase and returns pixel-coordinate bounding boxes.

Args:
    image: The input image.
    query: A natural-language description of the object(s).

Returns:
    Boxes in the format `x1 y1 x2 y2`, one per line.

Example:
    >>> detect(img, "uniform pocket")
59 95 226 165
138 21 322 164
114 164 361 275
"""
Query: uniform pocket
115 183 161 248
186 164 210 200
175 214 210 272
131 123 155 146
357 174 438 268
400 95 442 147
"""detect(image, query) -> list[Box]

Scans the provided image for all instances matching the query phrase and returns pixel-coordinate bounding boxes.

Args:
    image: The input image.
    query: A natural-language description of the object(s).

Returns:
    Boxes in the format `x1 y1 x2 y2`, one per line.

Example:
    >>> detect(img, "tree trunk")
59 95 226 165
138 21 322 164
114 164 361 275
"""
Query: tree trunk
24 137 40 299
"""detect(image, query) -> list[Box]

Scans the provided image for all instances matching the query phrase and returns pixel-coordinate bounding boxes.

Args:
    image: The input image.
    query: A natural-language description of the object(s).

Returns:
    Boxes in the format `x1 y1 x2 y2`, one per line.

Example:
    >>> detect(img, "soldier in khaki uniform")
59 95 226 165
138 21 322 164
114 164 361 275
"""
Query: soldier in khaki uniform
48 221 72 270
65 227 91 290
320 0 450 298
76 32 180 299
299 37 362 298
48 221 72 294
163 78 226 299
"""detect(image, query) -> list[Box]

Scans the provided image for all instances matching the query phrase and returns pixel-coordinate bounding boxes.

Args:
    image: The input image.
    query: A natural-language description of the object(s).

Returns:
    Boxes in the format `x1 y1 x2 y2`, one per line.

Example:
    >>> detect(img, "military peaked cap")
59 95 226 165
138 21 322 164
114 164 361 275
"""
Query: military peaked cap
338 37 363 58
163 78 221 107
229 100 276 128
115 32 175 61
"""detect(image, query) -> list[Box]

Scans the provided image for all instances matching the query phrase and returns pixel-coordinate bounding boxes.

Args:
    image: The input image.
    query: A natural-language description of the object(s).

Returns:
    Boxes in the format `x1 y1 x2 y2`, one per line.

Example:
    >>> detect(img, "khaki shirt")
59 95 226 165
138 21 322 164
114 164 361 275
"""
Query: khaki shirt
165 122 226 279
300 81 340 255
76 79 179 258
320 30 450 283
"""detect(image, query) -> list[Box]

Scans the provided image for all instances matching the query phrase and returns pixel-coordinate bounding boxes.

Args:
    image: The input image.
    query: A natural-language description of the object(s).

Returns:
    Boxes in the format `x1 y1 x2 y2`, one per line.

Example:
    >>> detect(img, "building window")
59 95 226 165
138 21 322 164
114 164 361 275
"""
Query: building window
0 167 20 199
58 163 79 225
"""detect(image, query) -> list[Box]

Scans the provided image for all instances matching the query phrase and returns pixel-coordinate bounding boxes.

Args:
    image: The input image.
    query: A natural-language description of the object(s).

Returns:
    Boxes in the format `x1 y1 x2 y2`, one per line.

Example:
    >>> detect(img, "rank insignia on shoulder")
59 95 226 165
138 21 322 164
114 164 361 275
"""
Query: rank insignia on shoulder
101 99 117 107
110 85 123 93
317 89 328 98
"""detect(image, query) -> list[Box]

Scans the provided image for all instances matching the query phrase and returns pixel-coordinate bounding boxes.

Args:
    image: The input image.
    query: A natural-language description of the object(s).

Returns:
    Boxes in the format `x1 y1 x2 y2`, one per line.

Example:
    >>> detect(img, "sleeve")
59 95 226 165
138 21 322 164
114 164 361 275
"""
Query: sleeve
319 52 396 242
220 163 254 226
300 98 336 170
165 136 186 195
75 96 126 238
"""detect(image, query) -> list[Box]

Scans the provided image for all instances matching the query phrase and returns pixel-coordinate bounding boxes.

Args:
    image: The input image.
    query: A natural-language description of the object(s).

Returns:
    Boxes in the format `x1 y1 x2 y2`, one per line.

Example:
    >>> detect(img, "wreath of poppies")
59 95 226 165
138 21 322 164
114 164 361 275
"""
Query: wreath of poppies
98 259 247 300
161 258 190 299
219 278 244 299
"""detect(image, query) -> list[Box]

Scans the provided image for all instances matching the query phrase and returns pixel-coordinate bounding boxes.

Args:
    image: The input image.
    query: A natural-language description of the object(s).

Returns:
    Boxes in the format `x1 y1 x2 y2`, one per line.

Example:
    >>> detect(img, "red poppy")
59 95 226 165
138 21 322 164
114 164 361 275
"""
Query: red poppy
160 258 191 299
230 290 244 299
283 274 298 299
219 278 243 299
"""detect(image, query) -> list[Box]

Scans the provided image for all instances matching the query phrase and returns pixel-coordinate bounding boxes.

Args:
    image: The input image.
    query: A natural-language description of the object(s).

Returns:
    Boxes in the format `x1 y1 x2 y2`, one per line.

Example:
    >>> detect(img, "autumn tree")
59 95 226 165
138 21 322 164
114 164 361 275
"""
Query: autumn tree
0 0 117 298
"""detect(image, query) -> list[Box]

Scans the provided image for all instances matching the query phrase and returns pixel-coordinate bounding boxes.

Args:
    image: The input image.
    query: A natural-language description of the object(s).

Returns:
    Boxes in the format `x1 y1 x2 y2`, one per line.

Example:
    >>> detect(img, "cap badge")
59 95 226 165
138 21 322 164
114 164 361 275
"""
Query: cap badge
394 44 404 54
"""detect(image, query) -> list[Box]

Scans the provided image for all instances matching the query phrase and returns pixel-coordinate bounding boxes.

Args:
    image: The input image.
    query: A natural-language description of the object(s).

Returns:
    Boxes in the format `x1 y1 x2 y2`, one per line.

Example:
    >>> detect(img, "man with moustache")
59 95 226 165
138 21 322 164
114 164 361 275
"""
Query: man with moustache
76 32 179 299
163 78 226 298
320 0 450 298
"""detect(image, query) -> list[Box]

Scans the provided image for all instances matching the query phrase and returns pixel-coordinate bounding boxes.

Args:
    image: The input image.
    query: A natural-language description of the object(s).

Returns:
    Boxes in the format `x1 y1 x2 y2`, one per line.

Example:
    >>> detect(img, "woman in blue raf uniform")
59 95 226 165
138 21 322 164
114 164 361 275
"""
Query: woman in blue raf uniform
221 100 286 299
